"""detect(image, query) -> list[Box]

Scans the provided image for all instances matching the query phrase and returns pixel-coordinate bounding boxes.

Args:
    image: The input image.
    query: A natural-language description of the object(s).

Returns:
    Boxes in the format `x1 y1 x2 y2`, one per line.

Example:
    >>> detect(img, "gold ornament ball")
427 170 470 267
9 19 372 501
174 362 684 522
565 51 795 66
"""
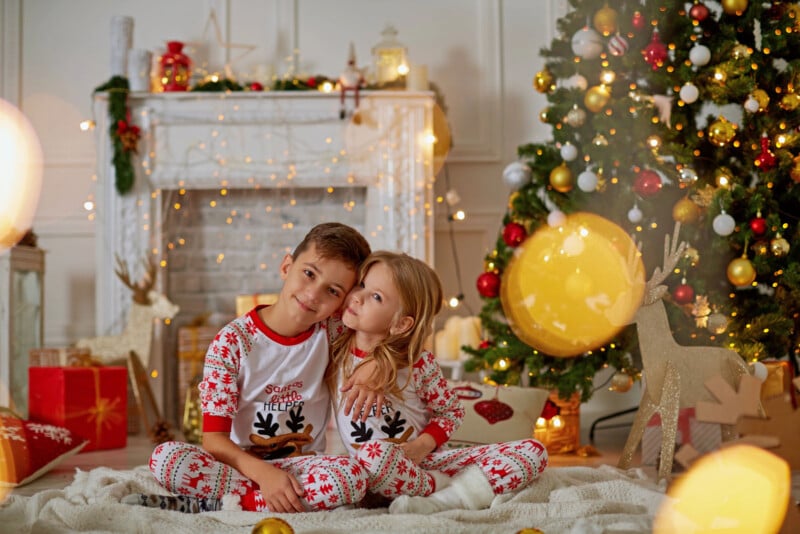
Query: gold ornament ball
791 156 800 183
708 117 736 147
252 517 294 534
730 44 751 59
751 89 769 111
549 163 574 193
684 246 700 266
564 106 587 127
593 5 619 36
539 107 550 123
672 197 702 224
584 85 611 113
726 257 756 287
771 235 791 256
721 0 748 15
533 69 555 93
609 372 634 393
780 93 800 111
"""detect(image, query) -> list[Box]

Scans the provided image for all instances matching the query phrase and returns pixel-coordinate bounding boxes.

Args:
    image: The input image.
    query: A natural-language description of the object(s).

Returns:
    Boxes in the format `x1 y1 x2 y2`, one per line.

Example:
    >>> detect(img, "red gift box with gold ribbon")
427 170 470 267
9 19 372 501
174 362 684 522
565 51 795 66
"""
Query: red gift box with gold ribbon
28 366 128 452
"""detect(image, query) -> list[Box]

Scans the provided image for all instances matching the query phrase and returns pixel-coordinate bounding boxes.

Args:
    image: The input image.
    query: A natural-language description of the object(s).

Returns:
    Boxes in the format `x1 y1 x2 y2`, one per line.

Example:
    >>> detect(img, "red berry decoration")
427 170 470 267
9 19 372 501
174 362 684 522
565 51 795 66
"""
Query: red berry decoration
540 399 560 420
633 169 663 197
673 283 695 305
474 397 514 424
750 216 767 236
476 271 501 298
689 3 711 22
249 82 264 91
478 340 492 350
502 222 527 247
642 30 668 70
631 10 646 31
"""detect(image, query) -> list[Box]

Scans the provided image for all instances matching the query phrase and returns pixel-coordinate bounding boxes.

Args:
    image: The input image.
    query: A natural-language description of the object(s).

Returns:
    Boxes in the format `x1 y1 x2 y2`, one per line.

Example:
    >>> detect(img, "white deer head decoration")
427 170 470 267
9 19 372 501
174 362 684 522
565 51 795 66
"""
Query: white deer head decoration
76 256 179 366
617 223 752 480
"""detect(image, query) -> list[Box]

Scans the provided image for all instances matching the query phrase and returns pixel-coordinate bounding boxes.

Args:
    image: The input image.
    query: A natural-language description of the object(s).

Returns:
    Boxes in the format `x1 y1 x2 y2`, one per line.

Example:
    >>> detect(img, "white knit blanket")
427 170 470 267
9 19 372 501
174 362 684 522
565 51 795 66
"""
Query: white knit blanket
0 465 666 533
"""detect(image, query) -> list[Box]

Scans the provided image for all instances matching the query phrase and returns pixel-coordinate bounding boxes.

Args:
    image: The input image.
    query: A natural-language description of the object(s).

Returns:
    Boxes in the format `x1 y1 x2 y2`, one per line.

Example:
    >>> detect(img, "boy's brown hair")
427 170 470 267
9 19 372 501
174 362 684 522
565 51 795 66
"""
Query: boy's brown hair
293 222 371 271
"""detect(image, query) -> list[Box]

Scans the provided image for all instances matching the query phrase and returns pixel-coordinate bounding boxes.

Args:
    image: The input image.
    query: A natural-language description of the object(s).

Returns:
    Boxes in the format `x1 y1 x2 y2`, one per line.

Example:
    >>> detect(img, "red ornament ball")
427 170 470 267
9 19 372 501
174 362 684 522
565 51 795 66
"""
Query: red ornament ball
689 3 711 22
476 271 501 298
749 216 767 236
249 82 264 91
478 340 492 350
631 11 646 31
673 283 695 305
502 222 527 247
633 169 663 197
642 30 668 70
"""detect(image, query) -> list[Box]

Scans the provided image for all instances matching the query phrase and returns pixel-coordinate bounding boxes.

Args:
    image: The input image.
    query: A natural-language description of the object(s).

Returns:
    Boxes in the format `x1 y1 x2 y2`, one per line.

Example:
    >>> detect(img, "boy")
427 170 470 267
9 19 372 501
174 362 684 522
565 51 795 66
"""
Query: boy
134 223 375 513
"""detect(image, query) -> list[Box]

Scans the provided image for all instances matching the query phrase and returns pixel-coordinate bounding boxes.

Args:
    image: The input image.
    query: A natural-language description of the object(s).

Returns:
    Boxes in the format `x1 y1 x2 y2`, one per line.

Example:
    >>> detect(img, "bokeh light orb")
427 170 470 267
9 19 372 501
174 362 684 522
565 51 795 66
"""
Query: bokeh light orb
501 212 645 357
0 99 43 253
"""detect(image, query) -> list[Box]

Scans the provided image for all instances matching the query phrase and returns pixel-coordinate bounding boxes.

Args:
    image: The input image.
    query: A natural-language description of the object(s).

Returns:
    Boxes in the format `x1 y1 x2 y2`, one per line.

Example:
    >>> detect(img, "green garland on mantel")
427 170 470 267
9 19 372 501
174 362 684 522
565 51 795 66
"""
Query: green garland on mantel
94 76 136 195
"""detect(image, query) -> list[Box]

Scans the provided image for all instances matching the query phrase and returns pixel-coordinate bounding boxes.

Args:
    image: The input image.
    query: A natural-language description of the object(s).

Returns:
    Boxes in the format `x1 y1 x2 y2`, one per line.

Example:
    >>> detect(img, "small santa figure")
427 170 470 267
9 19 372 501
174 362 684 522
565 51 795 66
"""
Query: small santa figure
339 42 364 119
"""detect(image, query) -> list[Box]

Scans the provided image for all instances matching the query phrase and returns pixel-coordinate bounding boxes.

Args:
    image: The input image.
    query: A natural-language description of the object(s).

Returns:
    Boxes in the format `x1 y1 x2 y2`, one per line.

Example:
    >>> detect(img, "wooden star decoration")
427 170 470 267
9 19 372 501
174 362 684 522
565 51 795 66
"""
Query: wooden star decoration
194 8 256 80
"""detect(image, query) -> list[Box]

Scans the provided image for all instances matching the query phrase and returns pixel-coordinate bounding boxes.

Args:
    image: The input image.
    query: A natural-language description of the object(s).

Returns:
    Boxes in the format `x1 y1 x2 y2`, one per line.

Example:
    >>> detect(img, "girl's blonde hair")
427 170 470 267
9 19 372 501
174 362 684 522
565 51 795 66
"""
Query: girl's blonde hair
326 251 443 399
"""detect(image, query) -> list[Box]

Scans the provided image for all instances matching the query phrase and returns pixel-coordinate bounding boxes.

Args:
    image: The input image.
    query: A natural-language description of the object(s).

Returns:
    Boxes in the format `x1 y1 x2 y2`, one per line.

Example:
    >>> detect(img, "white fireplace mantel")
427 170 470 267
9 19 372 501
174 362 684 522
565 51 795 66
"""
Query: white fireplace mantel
92 90 436 411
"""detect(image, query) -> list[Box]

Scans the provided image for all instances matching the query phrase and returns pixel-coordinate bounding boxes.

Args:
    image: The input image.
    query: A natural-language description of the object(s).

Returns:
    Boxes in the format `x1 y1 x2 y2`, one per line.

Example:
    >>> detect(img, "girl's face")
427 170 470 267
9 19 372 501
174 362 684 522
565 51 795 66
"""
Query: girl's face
342 261 412 348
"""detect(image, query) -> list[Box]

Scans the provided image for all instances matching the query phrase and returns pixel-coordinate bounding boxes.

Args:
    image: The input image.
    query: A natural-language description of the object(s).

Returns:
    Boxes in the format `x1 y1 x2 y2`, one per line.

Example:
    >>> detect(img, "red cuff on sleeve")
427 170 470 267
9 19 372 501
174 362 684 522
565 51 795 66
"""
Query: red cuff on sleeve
203 414 233 433
422 423 449 447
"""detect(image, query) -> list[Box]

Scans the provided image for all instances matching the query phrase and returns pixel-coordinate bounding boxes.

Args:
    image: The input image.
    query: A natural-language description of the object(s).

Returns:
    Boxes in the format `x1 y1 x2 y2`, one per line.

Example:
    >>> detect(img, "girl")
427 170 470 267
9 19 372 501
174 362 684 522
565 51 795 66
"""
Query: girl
326 251 548 514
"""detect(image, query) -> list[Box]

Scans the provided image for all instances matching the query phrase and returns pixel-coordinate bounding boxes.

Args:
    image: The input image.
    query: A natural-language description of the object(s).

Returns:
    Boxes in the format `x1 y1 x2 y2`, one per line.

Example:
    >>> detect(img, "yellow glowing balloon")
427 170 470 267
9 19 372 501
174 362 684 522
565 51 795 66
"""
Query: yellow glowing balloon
501 213 645 357
0 99 43 252
654 445 790 534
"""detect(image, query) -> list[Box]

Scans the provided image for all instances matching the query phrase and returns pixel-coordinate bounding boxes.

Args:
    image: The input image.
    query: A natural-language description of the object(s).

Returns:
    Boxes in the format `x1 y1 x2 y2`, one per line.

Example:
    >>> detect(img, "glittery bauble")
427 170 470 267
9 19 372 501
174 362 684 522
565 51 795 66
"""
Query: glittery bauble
533 69 555 93
633 169 662 197
779 93 800 111
751 89 770 111
503 222 527 247
477 271 501 298
726 257 756 287
564 106 587 127
642 30 668 70
631 11 646 31
252 517 295 534
730 44 751 59
503 161 532 190
770 234 790 256
571 27 604 59
749 216 767 235
608 33 629 57
500 212 645 357
690 3 711 22
584 85 611 113
592 133 609 146
673 283 695 304
707 313 729 334
672 197 701 224
721 0 748 16
707 117 736 147
549 163 574 193
593 5 619 36
609 372 634 393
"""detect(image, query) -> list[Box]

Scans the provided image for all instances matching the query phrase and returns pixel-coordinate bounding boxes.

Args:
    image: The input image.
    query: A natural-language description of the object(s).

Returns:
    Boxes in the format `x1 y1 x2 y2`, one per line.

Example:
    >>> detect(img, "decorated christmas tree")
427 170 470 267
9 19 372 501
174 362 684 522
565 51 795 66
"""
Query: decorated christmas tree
465 0 800 401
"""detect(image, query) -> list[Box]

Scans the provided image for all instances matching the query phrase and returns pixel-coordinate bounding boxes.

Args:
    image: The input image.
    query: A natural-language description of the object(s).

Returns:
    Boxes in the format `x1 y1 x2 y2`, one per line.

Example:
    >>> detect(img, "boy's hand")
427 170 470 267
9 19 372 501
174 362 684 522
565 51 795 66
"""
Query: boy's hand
340 378 385 422
254 463 306 513
398 433 436 465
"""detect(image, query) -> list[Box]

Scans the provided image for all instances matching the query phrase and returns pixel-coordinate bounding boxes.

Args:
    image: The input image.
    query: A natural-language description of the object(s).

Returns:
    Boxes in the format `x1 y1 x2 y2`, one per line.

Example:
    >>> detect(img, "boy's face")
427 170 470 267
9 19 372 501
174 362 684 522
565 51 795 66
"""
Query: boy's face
278 243 358 327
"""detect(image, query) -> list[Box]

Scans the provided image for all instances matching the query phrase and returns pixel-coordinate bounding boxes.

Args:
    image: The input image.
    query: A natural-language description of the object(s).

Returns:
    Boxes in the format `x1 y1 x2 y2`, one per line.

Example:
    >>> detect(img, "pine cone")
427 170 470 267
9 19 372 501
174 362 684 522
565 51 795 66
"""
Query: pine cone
150 419 175 444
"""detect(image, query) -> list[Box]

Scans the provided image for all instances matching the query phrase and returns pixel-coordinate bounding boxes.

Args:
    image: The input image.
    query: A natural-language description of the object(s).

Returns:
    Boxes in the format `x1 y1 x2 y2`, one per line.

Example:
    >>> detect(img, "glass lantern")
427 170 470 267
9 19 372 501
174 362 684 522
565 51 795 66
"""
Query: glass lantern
0 244 45 416
159 41 192 92
372 24 408 85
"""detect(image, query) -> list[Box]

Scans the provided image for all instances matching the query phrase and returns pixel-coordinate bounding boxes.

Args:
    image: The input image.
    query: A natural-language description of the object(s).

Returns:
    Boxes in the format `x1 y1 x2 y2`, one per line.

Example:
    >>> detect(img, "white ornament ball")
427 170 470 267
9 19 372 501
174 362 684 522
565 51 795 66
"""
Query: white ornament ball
744 96 760 113
577 169 598 192
547 209 567 227
627 204 643 224
502 161 531 190
749 361 768 382
560 143 578 161
571 27 604 60
689 44 711 67
608 34 629 57
562 73 588 91
679 83 699 104
708 312 730 335
712 211 736 236
564 106 587 127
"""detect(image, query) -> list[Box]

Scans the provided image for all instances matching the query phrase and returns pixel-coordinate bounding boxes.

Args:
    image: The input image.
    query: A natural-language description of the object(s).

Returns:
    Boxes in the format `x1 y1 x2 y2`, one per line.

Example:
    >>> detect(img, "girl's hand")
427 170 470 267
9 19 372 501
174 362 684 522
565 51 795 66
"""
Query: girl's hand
340 379 385 422
398 433 436 465
253 463 306 513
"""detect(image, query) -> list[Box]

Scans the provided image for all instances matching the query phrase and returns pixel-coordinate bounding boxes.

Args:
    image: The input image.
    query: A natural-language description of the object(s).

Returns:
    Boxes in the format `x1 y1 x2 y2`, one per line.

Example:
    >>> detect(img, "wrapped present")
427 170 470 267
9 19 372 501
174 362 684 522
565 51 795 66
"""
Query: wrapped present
761 360 794 399
641 407 720 466
29 347 92 367
28 366 128 452
177 325 217 416
235 293 278 317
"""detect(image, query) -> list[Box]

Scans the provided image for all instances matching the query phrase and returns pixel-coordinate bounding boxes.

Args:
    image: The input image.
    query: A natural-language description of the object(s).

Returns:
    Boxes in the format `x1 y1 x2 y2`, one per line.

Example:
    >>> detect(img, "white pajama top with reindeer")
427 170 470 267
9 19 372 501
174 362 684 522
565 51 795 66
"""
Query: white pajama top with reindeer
199 305 342 455
334 348 465 456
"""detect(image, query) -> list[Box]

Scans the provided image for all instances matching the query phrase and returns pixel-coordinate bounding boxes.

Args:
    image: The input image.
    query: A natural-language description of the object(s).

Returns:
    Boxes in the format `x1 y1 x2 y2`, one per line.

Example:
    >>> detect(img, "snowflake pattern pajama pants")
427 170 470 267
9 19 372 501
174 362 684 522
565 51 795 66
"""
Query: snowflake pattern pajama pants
149 441 367 511
354 438 548 499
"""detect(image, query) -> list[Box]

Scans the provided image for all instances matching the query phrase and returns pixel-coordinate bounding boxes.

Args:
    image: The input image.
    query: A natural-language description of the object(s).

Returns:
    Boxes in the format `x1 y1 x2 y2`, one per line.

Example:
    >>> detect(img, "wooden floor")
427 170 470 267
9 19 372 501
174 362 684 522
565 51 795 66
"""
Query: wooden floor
11 422 639 498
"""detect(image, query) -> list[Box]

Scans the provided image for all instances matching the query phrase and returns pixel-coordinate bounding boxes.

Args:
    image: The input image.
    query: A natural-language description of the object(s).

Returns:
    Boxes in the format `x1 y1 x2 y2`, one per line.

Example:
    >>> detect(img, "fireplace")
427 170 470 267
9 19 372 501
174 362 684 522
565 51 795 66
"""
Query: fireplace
92 91 436 420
